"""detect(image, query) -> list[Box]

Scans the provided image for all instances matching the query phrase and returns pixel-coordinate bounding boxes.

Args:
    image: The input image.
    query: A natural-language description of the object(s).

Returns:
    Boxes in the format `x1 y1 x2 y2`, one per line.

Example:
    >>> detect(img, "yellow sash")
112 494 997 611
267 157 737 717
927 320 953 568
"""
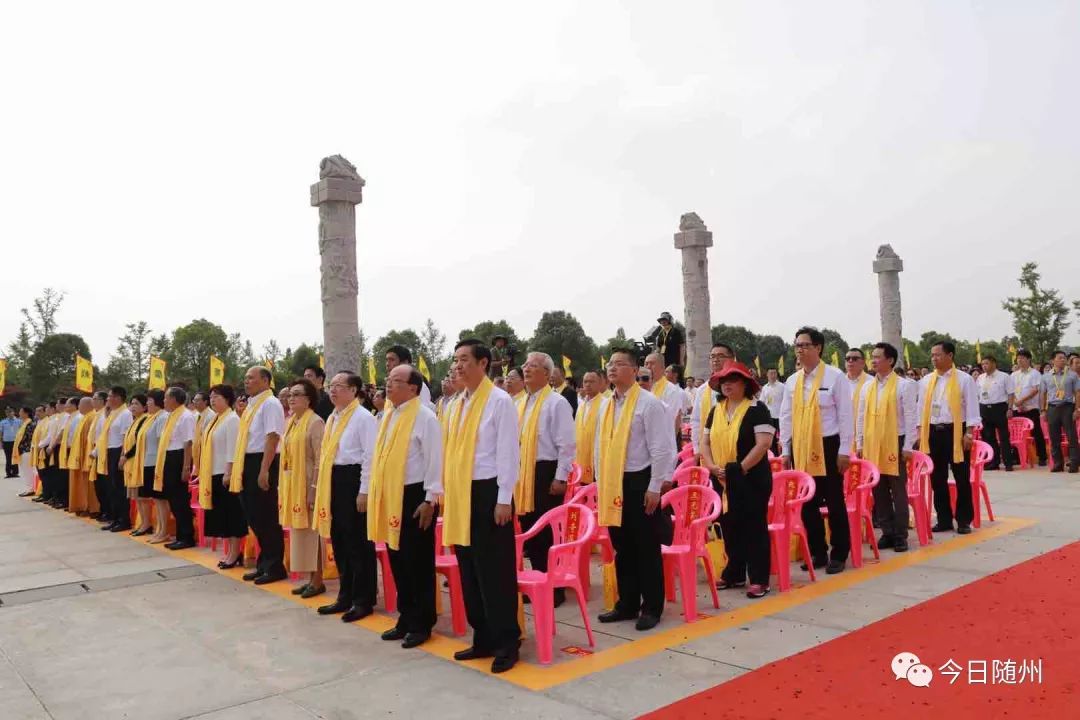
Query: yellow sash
31 420 46 469
708 399 751 467
192 409 214 476
574 395 601 484
512 390 526 405
368 398 421 550
850 372 870 451
863 374 900 475
920 369 963 463
792 367 826 476
597 384 641 527
313 399 361 539
442 377 495 547
95 410 120 475
127 413 153 487
514 385 553 514
154 407 189 492
64 414 87 471
280 409 315 529
652 377 670 400
12 419 29 464
198 410 233 509
698 386 716 447
229 389 273 492
81 411 98 475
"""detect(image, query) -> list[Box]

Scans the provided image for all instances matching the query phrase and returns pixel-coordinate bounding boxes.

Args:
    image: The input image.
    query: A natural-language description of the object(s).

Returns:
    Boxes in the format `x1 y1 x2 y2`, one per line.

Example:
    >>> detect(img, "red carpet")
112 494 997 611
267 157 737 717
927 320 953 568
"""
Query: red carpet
643 541 1080 720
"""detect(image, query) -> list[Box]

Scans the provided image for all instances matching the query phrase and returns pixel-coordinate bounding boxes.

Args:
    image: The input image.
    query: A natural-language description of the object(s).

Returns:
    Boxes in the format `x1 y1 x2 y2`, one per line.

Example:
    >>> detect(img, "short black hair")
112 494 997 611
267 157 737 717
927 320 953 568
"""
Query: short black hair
304 365 326 381
20 406 32 417
454 339 491 372
1069 352 1080 361
342 372 365 398
166 387 188 406
130 393 148 410
609 347 640 367
795 326 825 351
712 342 735 356
94 390 109 402
110 386 128 401
56 397 68 405
933 340 956 356
147 389 166 408
983 355 997 365
873 342 898 367
1052 349 1067 359
67 397 79 407
507 366 523 380
387 345 412 364
255 366 273 382
405 369 424 395
209 384 236 407
1016 348 1032 360
289 378 319 408
846 348 865 359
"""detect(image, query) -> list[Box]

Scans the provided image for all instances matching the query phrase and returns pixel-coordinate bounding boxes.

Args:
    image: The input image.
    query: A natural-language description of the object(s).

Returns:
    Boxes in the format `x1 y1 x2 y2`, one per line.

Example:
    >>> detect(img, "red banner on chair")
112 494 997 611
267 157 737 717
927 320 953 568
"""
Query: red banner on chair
565 505 581 542
684 486 702 528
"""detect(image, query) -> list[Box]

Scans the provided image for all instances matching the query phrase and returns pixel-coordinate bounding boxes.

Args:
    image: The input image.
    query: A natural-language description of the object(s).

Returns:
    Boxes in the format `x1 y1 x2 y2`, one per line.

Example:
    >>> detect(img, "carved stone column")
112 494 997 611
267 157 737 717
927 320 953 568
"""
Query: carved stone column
873 245 905 366
674 213 713 379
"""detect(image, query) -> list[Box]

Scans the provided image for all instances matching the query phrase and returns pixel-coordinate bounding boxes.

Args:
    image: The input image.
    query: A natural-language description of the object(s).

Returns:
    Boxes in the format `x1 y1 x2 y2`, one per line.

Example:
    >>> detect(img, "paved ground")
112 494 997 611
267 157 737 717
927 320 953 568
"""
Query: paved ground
0 467 1076 720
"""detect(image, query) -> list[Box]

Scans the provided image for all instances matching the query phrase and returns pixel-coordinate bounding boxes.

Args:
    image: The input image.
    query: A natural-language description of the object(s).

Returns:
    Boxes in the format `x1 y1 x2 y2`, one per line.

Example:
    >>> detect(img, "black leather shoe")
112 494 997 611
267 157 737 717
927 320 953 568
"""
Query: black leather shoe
217 558 242 569
166 540 196 551
826 560 846 575
800 556 828 571
110 524 132 533
893 539 909 553
931 523 953 533
300 584 326 599
242 570 261 581
1051 467 1064 473
341 605 373 623
1069 466 1079 474
402 632 430 649
131 527 153 537
291 584 310 596
101 522 119 531
491 652 519 674
381 627 407 641
317 601 350 615
253 572 286 585
635 614 661 631
877 535 895 549
454 646 494 661
31 496 48 503
1004 466 1014 472
598 608 638 624
1038 459 1047 467
957 526 972 535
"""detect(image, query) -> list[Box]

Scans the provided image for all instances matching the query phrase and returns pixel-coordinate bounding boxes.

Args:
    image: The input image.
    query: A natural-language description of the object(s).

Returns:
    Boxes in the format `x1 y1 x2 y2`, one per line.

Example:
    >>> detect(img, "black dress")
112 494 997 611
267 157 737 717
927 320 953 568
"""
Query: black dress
205 473 248 538
705 400 774 587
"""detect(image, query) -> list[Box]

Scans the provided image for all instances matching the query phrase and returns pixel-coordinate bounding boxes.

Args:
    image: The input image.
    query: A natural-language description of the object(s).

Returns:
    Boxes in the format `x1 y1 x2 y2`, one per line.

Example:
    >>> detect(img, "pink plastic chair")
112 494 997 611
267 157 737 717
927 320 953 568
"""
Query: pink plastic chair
188 480 213 550
768 470 816 592
677 443 695 462
1008 416 1034 469
947 440 995 529
674 456 697 475
672 465 711 487
907 452 934 546
374 542 397 613
434 518 466 636
661 485 721 622
567 482 614 600
562 463 583 506
842 459 881 568
515 503 598 664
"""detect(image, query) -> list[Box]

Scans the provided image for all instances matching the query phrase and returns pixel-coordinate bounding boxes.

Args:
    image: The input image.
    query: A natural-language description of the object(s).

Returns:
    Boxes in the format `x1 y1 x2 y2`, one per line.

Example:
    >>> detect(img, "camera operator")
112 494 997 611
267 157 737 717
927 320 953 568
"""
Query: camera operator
651 312 685 369
488 335 516 378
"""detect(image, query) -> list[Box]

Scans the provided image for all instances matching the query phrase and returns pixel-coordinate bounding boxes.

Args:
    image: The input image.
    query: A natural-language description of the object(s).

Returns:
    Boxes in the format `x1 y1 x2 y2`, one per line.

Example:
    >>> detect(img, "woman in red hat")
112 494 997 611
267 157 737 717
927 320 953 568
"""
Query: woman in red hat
700 362 776 598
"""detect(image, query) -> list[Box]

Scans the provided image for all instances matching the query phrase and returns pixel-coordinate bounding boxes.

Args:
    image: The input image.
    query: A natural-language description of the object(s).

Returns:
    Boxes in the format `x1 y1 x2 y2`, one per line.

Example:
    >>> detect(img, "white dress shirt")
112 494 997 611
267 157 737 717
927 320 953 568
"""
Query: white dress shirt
856 375 918 453
977 370 1013 405
50 413 72 446
66 412 83 445
330 402 378 494
519 389 576 482
593 388 676 494
652 380 684 450
759 381 784 420
166 409 196 450
453 385 520 505
689 383 721 454
142 412 168 466
917 368 982 428
207 412 240 476
243 392 286 454
106 408 134 449
359 398 444 502
88 412 106 459
1011 368 1043 412
779 362 853 457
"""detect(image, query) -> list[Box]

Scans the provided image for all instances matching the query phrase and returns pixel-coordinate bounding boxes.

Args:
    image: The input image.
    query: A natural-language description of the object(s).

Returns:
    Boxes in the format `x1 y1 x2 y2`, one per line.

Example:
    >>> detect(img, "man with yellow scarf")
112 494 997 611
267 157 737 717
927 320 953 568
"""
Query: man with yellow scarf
917 341 982 534
444 339 521 674
31 401 59 504
359 364 443 648
779 327 853 575
62 397 88 512
85 392 111 524
644 353 685 456
575 370 606 486
690 343 735 457
856 343 917 553
158 388 197 550
516 352 576 608
595 348 675 631
99 387 133 532
47 398 76 508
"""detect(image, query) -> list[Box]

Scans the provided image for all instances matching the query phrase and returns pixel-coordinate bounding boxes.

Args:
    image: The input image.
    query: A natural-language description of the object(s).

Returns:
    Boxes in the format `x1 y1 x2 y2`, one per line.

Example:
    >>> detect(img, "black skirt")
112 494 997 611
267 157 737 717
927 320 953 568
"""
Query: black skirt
139 465 167 499
205 473 248 538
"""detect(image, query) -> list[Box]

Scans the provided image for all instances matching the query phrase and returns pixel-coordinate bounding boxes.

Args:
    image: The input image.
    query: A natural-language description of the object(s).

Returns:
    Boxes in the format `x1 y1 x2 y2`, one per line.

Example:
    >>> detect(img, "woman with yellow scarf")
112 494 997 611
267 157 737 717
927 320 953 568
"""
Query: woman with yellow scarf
14 407 38 497
700 363 776 599
201 385 246 567
118 395 151 535
279 379 327 597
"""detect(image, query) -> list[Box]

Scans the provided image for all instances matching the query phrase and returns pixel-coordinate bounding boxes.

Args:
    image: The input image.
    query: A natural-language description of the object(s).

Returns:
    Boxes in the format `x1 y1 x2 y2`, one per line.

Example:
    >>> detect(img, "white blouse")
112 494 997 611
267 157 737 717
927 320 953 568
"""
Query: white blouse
206 412 240 476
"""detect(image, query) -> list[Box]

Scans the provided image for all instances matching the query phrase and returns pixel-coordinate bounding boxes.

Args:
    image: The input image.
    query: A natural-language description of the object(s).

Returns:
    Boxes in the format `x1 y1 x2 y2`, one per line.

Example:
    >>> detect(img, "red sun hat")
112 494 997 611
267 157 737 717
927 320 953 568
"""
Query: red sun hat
709 362 761 397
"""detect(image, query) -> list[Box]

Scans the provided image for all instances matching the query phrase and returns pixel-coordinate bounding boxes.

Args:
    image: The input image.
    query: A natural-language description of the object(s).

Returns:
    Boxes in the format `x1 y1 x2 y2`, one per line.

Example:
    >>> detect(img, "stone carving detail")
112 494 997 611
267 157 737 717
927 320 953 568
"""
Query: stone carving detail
314 156 363 375
679 212 707 232
873 245 904 366
319 154 365 183
674 213 713 380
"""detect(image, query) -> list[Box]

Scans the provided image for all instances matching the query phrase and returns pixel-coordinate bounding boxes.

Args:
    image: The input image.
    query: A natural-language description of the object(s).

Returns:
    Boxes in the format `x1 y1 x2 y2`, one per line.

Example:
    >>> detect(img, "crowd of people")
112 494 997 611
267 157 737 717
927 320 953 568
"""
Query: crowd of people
4 328 1079 673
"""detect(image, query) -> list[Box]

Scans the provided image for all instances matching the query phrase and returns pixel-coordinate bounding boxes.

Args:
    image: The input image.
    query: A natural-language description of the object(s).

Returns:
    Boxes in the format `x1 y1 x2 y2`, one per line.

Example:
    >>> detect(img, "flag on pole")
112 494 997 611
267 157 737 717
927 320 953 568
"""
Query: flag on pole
75 354 94 393
319 354 325 370
600 355 607 370
777 355 785 377
1008 342 1017 363
831 351 840 368
148 356 167 390
562 355 572 376
209 355 225 386
367 355 377 385
418 354 431 382
0 359 8 396
903 344 912 369
263 359 275 389
754 355 762 376
975 340 982 363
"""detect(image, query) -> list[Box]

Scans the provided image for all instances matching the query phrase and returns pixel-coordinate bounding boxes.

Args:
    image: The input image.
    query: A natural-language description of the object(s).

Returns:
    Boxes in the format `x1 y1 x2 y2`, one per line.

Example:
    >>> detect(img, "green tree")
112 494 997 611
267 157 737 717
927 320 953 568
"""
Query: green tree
4 322 35 389
111 321 153 385
29 333 90 399
283 343 322 378
756 334 790 372
371 329 423 384
20 288 65 345
1002 262 1073 364
165 319 232 390
711 324 758 363
528 311 598 379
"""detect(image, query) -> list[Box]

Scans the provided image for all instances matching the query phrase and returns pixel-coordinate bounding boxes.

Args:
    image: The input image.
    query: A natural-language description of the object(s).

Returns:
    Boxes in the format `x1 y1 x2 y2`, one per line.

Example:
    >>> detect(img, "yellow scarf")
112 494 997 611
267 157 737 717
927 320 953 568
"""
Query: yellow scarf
280 409 315 528
229 389 273 492
368 398 421 550
442 377 495 547
512 390 526 405
514 385 553 514
863 374 900 475
708 398 751 467
198 410 233 509
63 414 86 471
313 399 361 539
597 384 641 527
12 419 30 464
127 413 153 487
574 395 602 484
192 409 214 475
554 383 567 395
81 410 99 474
154 407 189 492
699 385 716 447
791 366 827 476
652 377 669 399
31 419 46 469
849 372 871 450
920 368 963 463
95 409 121 475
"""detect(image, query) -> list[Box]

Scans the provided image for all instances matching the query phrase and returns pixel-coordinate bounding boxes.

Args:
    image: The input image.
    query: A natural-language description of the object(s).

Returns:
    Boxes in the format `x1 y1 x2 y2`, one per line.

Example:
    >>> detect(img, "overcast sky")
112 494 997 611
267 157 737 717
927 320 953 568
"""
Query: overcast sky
4 1 1078 364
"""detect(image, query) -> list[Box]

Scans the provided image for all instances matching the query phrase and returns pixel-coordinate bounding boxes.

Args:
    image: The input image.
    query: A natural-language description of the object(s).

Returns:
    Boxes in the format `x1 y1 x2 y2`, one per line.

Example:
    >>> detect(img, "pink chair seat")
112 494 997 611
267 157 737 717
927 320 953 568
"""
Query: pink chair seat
434 519 466 636
661 485 722 622
768 470 817 591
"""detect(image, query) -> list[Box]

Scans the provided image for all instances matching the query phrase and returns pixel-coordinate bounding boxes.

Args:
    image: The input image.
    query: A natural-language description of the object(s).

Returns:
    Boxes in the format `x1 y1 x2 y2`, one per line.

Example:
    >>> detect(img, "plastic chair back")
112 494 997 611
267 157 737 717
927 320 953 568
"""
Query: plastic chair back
660 484 721 553
562 462 583 505
672 465 710 487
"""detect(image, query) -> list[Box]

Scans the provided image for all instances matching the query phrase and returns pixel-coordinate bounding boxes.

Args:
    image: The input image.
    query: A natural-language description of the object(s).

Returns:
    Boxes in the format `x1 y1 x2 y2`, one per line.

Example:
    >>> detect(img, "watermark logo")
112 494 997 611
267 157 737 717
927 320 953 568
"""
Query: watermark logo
892 652 1044 687
891 652 932 687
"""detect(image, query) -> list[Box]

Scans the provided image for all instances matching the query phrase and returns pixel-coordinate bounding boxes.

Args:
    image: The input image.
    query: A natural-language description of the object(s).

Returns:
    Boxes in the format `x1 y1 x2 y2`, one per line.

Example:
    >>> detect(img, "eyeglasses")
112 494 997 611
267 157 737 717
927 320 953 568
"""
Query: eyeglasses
845 356 862 362
636 376 651 382
606 361 632 369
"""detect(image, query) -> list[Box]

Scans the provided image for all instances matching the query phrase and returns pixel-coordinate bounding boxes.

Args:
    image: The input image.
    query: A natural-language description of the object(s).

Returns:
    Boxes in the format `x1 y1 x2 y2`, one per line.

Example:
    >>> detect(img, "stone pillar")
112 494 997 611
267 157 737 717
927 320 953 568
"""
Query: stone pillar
873 244 905 367
674 213 713 380
311 155 365 375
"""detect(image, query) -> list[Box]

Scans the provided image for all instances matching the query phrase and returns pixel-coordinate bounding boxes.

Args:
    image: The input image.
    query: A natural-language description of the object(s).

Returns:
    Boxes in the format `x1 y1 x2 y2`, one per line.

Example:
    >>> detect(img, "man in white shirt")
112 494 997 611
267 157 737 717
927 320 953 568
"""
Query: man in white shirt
978 355 1015 471
644 353 682 461
359 364 443 648
856 343 917 552
101 387 134 532
760 367 784 454
779 327 853 574
516 352 576 607
238 366 289 584
161 388 197 550
1011 349 1046 466
916 341 982 534
385 345 434 410
31 402 58 504
318 371 379 621
42 398 73 507
87 391 113 524
596 349 676 631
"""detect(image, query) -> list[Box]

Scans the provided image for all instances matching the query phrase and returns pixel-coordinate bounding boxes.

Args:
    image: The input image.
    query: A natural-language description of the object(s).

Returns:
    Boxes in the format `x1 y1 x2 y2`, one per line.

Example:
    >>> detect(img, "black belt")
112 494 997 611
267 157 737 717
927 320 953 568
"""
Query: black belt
333 463 362 469
980 402 1007 408
930 423 955 432
1048 402 1075 408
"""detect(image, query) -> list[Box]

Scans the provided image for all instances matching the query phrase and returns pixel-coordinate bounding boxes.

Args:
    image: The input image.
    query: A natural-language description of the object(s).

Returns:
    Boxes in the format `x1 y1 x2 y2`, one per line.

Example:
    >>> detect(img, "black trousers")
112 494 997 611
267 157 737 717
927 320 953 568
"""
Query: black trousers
520 460 560 573
870 436 909 541
980 403 1012 469
330 464 376 609
163 450 194 543
608 467 666 617
1017 408 1047 464
388 482 436 634
716 464 772 586
799 434 849 562
1047 403 1080 470
110 448 130 525
454 478 521 655
240 453 285 577
102 448 124 525
769 418 781 456
41 450 58 499
3 441 14 477
54 450 70 503
928 424 972 528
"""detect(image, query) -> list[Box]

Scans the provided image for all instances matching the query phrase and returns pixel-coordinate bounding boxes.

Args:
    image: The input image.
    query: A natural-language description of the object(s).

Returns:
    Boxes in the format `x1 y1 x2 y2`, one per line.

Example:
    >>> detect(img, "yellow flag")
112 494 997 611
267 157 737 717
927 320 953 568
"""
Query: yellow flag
75 354 94 393
319 354 325 369
600 355 607 371
754 355 762 375
148 355 167 389
778 355 785 376
418 354 431 381
562 355 572 376
975 340 982 363
0 358 8 396
209 355 225 386
367 355 377 385
263 359 275 390
903 344 912 369
1008 342 1017 363
831 351 840 368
